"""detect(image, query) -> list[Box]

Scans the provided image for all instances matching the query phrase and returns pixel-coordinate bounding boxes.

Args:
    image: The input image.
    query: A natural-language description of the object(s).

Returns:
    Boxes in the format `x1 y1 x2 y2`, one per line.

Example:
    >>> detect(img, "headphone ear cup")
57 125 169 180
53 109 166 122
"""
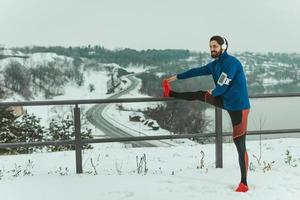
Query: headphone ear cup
221 44 227 49
221 37 227 50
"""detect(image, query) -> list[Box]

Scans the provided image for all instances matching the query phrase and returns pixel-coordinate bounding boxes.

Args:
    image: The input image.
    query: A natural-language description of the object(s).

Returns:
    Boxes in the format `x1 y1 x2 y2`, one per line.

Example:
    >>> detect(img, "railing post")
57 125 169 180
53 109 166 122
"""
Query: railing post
215 107 223 168
74 104 83 174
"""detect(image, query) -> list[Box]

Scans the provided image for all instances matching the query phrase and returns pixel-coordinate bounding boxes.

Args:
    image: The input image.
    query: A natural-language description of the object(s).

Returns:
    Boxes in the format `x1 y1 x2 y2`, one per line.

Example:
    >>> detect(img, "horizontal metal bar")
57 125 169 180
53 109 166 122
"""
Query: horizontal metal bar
0 93 300 107
1 128 299 149
249 93 300 98
84 129 300 145
222 129 300 137
0 140 74 149
0 97 174 107
82 133 217 144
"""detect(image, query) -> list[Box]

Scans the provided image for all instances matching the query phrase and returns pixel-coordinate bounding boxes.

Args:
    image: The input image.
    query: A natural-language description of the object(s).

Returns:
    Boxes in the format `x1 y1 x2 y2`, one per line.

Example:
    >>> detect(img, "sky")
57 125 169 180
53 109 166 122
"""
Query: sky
0 0 300 53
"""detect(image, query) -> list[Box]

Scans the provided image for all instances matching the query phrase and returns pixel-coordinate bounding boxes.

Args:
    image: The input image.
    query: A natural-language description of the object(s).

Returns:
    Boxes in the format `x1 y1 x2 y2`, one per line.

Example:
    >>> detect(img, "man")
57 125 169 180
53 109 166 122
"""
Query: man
162 35 251 192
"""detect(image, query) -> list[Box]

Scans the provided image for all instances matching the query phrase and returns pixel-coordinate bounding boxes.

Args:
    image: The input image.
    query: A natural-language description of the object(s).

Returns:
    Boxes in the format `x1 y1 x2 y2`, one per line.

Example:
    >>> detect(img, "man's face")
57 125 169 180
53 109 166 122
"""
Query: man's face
210 40 222 58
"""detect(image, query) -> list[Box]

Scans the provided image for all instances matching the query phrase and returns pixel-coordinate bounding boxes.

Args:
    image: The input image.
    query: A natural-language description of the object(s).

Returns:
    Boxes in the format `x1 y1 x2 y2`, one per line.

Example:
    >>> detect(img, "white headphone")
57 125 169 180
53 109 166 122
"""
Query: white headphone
221 37 227 50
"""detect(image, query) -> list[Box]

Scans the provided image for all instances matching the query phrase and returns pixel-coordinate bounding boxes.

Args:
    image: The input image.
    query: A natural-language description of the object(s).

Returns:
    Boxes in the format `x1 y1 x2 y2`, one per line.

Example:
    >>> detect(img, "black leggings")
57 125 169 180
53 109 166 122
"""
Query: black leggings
170 90 249 185
234 134 248 185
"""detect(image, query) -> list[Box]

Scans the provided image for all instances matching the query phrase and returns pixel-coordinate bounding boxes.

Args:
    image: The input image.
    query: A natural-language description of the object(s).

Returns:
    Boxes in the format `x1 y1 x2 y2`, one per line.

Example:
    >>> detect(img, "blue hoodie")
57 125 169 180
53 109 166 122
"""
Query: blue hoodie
176 52 250 111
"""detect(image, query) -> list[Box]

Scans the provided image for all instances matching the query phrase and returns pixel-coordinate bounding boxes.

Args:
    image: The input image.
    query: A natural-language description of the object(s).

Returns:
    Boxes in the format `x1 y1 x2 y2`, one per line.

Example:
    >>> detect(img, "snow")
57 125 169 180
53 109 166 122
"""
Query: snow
126 65 157 74
26 53 73 68
262 78 279 86
0 53 134 138
0 49 25 56
155 72 166 77
278 78 293 84
262 78 294 86
0 52 73 71
23 70 113 128
0 138 299 200
1 53 300 199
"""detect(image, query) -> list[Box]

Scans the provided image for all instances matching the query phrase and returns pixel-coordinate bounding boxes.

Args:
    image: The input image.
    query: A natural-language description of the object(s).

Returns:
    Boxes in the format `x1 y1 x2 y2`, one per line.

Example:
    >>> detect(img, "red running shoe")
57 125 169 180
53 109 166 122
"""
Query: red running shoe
162 79 171 97
235 183 249 192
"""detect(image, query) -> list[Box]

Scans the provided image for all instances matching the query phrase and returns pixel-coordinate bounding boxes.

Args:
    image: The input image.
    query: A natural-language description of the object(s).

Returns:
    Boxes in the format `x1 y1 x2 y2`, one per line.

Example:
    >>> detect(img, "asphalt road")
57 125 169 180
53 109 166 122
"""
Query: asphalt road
86 75 173 147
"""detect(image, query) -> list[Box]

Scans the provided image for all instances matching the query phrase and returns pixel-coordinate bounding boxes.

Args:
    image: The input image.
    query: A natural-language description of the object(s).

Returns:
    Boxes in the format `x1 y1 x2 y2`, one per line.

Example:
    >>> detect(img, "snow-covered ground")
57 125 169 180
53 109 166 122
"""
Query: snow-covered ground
0 138 299 200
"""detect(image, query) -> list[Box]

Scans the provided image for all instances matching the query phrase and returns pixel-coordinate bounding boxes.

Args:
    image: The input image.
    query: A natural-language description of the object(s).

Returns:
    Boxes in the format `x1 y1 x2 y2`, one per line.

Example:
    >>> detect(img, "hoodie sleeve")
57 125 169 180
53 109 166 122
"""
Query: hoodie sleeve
177 62 213 79
211 60 239 97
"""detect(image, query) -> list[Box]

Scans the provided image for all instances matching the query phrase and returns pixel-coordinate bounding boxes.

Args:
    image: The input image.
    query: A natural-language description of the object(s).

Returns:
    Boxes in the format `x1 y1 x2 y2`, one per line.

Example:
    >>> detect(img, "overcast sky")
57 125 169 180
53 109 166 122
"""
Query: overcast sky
0 0 299 53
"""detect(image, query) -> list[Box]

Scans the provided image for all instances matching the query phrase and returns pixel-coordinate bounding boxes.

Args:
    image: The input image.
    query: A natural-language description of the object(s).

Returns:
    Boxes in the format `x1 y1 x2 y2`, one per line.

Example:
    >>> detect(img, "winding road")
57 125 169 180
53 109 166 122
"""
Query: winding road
86 75 173 147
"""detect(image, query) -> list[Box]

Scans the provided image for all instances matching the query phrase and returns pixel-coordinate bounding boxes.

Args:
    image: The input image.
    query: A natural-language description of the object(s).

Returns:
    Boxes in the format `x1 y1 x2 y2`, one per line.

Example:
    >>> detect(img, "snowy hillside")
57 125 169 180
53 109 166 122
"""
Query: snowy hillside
0 52 72 70
0 49 174 148
0 51 77 101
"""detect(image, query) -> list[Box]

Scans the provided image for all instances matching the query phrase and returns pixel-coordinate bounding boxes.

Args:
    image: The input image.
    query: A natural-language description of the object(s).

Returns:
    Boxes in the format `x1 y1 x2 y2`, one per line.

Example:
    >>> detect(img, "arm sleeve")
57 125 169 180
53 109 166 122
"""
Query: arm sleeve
176 62 213 80
211 62 238 97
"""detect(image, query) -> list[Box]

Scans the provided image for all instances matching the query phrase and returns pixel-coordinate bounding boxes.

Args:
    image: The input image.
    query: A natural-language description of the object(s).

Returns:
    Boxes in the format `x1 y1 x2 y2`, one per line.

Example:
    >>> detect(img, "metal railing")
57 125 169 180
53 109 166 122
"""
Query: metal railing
0 93 300 173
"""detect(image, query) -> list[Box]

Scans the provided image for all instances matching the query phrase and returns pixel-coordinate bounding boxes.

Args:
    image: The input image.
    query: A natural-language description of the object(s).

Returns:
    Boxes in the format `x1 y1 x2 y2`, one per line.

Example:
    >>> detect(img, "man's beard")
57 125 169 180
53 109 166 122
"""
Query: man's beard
211 50 222 58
